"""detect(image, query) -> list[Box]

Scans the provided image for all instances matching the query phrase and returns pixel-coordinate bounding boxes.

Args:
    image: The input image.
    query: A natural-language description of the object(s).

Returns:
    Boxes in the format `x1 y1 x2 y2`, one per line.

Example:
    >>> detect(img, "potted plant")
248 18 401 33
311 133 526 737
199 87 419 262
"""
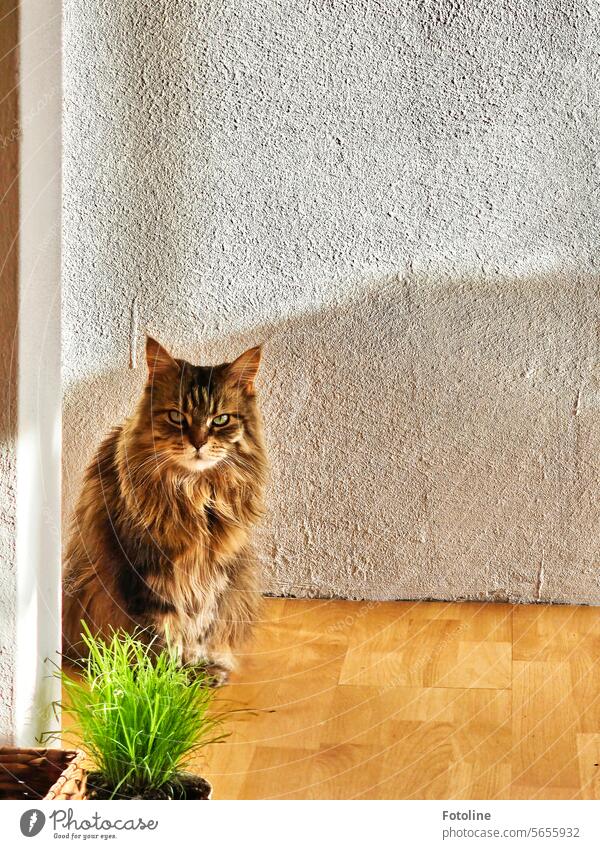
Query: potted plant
53 625 227 799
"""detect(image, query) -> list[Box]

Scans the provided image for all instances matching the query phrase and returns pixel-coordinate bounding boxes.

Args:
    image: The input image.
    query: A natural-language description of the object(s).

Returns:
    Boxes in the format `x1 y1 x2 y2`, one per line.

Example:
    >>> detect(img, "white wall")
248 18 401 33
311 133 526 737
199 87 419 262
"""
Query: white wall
63 1 600 603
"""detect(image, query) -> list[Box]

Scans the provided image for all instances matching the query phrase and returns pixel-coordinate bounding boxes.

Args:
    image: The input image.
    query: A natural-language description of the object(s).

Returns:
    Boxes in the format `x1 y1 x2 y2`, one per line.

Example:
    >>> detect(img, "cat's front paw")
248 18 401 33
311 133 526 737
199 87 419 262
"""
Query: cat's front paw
204 663 230 688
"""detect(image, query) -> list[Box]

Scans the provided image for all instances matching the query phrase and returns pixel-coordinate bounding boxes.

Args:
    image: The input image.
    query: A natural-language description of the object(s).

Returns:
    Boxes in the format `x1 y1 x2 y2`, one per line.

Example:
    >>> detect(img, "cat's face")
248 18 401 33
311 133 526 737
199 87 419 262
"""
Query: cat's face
137 337 262 475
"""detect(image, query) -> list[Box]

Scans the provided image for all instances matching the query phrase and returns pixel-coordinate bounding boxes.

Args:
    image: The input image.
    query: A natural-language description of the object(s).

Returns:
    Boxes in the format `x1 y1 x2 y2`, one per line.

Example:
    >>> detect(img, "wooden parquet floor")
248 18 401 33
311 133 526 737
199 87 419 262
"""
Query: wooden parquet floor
196 598 600 799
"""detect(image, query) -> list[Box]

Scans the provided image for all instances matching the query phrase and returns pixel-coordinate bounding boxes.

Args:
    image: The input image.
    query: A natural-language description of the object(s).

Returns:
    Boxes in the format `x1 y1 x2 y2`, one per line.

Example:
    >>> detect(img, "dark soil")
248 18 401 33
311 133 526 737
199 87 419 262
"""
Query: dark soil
87 771 212 800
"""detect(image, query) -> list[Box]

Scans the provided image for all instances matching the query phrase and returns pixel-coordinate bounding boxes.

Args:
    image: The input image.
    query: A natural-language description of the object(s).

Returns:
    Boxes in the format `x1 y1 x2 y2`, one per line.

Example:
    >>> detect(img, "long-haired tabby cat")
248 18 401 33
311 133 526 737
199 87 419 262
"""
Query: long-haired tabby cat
63 336 266 683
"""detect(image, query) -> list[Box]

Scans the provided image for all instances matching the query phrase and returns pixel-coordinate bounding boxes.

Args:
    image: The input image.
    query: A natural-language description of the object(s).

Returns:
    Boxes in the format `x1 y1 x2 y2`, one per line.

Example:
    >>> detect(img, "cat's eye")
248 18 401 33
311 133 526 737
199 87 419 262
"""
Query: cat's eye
167 410 186 426
212 414 230 427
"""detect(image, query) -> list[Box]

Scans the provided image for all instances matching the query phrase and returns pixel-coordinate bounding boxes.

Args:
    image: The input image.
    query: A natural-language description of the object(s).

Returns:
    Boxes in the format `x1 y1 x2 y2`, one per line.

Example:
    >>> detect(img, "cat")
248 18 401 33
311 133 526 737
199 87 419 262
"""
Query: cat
62 336 267 684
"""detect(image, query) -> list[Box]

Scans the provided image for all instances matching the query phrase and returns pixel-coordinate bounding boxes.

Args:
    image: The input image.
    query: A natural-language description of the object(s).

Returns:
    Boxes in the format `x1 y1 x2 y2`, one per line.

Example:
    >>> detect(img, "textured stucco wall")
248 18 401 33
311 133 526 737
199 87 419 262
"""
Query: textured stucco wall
64 1 600 603
0 2 19 740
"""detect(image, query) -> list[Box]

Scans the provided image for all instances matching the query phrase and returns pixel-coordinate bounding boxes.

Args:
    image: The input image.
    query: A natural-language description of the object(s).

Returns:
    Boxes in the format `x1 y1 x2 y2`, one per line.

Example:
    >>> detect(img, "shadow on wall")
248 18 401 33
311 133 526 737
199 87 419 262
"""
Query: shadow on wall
63 274 600 605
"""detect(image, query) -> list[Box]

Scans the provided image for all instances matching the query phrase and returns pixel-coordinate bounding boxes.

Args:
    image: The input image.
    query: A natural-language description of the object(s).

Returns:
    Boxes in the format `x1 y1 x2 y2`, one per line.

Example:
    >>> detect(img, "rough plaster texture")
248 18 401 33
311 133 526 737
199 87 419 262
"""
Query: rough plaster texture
0 4 19 742
64 1 600 603
0 280 17 743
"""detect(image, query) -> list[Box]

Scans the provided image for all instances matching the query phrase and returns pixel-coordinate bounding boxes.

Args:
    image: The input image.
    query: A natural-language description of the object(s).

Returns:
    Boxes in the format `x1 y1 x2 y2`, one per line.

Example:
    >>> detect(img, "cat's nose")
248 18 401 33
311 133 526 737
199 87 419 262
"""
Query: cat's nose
189 430 208 450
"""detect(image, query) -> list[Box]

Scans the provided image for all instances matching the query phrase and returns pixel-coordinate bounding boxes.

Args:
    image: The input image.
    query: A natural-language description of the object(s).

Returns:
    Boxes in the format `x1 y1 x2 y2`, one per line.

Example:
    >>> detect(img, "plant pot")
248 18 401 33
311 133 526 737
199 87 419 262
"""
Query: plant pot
86 770 212 800
0 747 88 800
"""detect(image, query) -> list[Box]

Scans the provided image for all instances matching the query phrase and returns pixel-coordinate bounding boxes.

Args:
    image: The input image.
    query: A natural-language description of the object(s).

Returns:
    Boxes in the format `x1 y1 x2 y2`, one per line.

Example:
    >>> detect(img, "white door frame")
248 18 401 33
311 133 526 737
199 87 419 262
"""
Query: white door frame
15 0 62 745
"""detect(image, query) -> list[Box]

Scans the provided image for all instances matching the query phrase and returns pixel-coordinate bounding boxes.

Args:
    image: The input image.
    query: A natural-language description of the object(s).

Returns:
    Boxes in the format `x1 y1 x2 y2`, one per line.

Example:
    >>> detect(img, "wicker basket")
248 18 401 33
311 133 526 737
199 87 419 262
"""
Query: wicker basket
0 747 88 800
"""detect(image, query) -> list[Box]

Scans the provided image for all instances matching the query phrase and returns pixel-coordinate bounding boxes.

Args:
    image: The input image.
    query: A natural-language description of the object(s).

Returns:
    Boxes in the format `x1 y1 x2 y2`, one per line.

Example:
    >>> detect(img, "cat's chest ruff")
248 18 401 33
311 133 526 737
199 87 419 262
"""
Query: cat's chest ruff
131 477 248 562
147 550 230 621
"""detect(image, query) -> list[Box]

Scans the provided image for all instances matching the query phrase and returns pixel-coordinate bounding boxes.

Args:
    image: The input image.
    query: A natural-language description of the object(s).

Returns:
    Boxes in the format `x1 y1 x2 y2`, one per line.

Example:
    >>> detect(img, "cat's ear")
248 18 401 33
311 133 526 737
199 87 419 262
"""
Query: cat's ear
226 345 262 392
145 336 179 378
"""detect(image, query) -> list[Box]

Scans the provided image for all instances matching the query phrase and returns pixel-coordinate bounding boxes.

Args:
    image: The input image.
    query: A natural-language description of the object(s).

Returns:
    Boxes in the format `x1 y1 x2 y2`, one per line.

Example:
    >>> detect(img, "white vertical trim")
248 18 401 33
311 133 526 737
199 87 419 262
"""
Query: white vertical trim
15 0 62 745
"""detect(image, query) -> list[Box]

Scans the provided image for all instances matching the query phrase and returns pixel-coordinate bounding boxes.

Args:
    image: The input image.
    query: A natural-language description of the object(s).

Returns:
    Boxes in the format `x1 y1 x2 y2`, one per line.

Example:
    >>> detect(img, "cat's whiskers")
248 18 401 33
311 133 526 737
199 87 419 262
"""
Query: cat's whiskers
128 454 177 489
127 453 172 480
220 454 257 479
